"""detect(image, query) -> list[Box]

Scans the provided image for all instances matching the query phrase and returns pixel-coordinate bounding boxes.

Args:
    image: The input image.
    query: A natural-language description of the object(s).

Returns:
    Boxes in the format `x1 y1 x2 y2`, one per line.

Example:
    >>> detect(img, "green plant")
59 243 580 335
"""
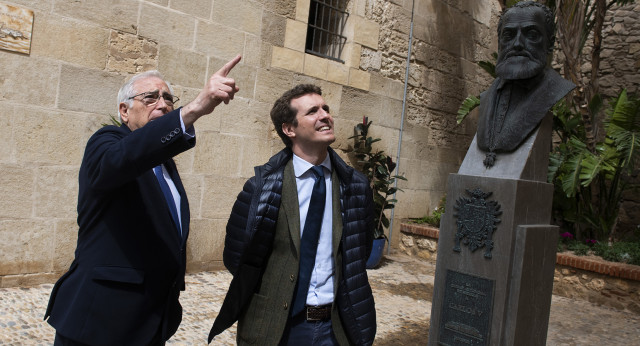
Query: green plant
593 241 640 265
549 90 640 242
350 117 407 240
101 114 122 127
410 195 446 228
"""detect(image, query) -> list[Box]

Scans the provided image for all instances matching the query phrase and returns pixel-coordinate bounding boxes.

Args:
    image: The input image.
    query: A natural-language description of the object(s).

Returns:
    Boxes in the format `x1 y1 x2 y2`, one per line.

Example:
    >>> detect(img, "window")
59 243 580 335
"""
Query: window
305 0 349 63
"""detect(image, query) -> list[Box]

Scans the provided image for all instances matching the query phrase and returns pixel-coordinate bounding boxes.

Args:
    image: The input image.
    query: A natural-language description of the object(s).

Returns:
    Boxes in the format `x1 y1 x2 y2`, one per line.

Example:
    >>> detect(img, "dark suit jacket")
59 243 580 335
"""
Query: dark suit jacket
44 109 195 345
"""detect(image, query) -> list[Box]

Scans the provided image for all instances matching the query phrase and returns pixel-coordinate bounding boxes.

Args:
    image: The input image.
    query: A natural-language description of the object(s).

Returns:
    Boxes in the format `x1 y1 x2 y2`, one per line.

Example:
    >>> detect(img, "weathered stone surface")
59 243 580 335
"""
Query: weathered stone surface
261 11 286 47
170 0 213 20
271 46 304 73
212 0 262 36
304 53 328 80
13 107 89 165
53 0 138 34
31 15 109 69
200 175 247 219
107 31 159 74
193 132 242 176
0 220 54 275
158 45 207 89
138 3 195 48
284 19 307 52
0 52 59 107
186 218 226 272
0 165 34 219
195 21 245 60
34 167 78 219
53 219 77 272
58 66 124 115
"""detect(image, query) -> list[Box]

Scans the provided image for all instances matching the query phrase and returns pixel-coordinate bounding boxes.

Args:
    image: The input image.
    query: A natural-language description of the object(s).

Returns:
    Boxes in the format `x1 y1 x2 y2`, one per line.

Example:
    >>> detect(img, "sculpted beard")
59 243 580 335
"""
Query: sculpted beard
495 50 547 80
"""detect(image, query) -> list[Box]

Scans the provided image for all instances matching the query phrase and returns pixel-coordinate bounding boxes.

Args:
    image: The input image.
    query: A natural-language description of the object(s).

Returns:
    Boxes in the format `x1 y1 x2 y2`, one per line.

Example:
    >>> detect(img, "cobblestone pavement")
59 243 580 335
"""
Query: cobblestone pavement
1 253 639 345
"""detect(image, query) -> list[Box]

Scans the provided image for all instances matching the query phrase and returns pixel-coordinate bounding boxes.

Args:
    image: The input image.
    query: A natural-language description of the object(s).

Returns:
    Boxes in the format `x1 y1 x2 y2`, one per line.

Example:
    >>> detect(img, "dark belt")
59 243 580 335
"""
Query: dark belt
304 304 332 321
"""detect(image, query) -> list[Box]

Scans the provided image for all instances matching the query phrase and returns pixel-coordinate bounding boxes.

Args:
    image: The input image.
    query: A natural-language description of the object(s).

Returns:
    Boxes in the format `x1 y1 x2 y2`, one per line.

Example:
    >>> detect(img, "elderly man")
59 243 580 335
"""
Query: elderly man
477 0 575 167
208 84 377 345
44 55 241 346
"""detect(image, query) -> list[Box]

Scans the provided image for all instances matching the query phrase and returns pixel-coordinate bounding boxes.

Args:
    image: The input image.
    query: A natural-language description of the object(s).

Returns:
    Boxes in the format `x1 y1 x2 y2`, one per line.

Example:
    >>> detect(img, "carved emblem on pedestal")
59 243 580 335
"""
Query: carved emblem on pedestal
453 188 502 258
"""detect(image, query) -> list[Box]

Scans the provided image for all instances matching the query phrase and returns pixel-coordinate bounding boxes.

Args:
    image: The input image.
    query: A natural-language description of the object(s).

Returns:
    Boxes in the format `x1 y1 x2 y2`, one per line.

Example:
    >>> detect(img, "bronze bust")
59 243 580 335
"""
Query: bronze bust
477 1 575 168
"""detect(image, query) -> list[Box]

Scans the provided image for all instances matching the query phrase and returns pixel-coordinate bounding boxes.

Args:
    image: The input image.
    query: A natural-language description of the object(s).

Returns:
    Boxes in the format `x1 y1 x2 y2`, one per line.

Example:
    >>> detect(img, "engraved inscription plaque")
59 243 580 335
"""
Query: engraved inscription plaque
438 270 494 345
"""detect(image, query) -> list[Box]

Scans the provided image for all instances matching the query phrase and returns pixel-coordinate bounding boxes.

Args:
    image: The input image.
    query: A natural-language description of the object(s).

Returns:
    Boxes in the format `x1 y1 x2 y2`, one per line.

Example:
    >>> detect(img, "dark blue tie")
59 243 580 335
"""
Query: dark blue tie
292 165 326 316
154 165 181 235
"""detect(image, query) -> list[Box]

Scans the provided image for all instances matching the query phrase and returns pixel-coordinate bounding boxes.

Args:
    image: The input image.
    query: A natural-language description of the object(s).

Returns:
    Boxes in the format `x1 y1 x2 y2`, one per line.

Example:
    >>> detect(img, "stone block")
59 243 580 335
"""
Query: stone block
0 52 59 107
53 0 138 33
53 219 78 272
368 74 404 100
171 0 213 20
343 43 361 68
348 68 370 90
352 16 379 50
217 98 271 140
327 61 350 85
195 21 245 60
5 0 52 11
271 46 304 73
158 45 208 89
304 53 328 80
262 12 286 47
34 166 78 218
0 104 15 163
13 107 89 165
243 34 263 68
339 86 382 121
193 132 242 176
284 19 307 52
138 3 195 48
295 0 310 22
0 219 54 275
107 31 159 74
240 137 278 177
174 155 195 189
200 175 248 219
254 67 296 104
147 0 169 5
0 164 34 219
31 15 109 69
212 0 262 36
186 218 226 271
58 65 124 115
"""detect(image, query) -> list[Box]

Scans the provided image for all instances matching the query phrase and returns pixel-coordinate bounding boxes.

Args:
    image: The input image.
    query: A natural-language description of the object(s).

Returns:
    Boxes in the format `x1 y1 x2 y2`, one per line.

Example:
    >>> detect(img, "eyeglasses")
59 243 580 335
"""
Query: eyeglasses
128 90 179 107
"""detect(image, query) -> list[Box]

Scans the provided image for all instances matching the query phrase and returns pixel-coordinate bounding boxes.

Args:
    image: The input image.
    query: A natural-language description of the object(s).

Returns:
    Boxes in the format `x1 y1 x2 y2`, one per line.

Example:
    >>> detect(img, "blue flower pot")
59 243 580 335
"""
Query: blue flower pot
366 238 386 269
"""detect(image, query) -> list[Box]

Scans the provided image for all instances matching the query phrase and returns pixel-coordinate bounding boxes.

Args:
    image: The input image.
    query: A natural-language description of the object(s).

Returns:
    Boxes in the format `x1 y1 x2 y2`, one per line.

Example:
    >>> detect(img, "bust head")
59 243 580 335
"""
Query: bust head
495 1 554 80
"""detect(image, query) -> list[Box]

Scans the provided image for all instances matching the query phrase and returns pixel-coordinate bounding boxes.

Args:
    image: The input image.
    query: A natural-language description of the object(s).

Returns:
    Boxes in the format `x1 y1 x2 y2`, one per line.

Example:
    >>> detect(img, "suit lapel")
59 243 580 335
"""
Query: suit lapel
281 160 301 256
331 169 342 257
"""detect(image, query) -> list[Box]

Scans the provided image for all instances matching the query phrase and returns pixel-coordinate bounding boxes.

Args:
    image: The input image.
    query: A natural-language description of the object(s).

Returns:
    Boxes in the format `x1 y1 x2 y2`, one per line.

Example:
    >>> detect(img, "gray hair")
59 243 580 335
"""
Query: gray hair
116 70 174 121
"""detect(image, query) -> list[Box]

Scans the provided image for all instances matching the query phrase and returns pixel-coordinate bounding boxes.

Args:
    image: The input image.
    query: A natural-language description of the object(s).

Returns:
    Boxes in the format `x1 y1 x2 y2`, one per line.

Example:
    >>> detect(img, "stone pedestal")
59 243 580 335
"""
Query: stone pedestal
428 114 559 345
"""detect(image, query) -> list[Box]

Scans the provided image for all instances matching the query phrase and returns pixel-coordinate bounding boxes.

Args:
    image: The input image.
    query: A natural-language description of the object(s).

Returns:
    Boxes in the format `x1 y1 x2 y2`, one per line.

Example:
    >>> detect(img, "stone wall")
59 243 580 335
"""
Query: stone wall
0 0 500 287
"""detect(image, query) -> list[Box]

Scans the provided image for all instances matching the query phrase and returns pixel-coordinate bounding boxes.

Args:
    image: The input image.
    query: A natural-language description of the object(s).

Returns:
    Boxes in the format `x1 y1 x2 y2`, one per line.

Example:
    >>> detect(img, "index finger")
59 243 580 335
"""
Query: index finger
216 54 242 77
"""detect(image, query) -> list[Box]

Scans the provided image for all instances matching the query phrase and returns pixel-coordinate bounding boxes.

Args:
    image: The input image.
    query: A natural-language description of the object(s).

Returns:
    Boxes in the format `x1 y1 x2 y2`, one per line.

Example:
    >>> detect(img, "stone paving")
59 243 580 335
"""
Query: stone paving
1 253 639 345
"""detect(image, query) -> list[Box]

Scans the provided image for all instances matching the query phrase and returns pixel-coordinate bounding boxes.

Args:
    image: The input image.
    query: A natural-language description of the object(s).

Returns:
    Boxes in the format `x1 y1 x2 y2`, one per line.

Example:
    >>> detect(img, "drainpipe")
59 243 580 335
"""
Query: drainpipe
388 0 415 254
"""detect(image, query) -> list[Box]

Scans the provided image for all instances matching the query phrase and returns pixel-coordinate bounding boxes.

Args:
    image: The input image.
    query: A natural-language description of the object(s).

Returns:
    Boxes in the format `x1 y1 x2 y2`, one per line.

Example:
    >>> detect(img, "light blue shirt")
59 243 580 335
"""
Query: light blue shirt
293 153 334 306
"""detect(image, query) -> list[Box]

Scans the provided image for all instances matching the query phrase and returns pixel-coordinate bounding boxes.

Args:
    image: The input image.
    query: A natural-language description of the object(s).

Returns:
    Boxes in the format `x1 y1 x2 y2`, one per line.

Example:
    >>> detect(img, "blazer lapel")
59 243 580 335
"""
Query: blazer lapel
331 169 342 257
281 160 301 256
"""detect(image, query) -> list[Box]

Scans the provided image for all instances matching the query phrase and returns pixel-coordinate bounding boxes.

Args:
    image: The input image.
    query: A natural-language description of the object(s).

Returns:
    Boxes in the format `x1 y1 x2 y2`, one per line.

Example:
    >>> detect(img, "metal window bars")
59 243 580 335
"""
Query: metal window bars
306 0 349 63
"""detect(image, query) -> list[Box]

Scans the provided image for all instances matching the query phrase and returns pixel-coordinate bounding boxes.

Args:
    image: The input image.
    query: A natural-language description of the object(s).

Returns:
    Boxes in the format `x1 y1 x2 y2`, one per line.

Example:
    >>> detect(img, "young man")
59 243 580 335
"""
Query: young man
209 84 377 345
45 55 241 346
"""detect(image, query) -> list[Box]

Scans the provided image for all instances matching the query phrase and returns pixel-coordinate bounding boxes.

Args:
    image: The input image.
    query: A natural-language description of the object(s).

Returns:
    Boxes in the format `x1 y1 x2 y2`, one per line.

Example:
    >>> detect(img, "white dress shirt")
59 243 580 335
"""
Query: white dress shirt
292 153 334 306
